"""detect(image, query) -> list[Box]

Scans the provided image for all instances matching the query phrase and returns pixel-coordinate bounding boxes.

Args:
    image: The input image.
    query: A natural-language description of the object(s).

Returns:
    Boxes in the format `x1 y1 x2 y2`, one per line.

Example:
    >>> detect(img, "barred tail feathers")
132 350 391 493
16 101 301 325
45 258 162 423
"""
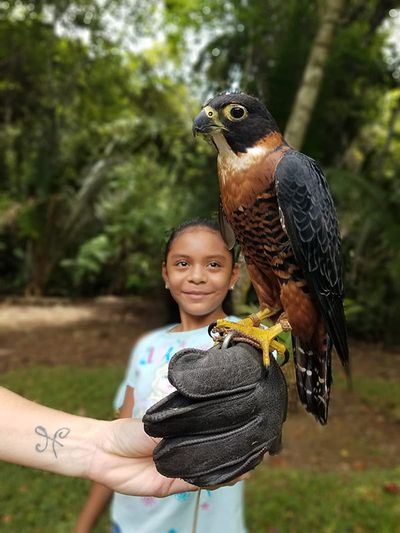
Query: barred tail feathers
293 336 333 425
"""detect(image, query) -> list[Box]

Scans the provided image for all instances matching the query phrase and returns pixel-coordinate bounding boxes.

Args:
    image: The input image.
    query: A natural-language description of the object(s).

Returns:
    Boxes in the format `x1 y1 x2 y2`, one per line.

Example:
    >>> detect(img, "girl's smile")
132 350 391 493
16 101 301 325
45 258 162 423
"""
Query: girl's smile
182 290 211 297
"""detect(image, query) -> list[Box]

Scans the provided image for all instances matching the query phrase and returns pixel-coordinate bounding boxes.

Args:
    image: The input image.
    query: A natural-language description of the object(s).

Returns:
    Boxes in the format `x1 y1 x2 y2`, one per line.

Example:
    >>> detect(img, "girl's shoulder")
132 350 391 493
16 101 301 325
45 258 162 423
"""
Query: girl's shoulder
134 316 240 350
134 324 177 348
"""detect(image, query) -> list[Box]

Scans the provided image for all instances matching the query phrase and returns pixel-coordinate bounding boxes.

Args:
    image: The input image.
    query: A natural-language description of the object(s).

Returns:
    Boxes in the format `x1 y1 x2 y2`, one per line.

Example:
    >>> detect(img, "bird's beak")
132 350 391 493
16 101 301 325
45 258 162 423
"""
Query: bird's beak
192 108 225 137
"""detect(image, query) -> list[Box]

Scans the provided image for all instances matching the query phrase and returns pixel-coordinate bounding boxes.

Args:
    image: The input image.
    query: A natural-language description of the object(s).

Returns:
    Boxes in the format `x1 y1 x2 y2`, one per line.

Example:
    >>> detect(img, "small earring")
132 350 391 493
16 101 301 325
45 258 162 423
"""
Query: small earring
230 285 235 290
165 283 169 289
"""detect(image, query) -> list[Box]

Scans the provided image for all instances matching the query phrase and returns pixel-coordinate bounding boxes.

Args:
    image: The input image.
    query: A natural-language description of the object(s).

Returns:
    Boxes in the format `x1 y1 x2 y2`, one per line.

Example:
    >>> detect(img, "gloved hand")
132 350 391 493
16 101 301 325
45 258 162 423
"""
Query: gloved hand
143 341 288 487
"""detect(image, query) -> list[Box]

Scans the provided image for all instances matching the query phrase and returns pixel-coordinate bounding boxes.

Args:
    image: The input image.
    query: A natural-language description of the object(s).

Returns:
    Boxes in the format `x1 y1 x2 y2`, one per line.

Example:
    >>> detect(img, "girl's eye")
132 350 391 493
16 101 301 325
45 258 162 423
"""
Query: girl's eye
176 261 189 267
209 261 221 268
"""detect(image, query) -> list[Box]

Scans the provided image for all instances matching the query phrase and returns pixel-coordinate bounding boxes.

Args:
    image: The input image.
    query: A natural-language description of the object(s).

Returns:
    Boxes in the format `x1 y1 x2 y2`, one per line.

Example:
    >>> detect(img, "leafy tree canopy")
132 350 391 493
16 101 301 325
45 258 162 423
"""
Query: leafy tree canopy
0 0 399 342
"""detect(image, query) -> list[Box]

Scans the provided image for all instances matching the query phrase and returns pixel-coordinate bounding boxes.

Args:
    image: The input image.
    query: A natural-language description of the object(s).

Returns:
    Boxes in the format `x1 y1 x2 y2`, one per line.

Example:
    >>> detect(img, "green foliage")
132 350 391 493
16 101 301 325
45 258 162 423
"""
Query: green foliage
354 378 400 421
305 14 393 163
0 469 108 532
61 234 113 287
331 166 400 342
195 0 320 126
1 365 124 416
0 6 139 293
246 467 400 532
0 3 216 295
327 90 400 342
0 0 399 342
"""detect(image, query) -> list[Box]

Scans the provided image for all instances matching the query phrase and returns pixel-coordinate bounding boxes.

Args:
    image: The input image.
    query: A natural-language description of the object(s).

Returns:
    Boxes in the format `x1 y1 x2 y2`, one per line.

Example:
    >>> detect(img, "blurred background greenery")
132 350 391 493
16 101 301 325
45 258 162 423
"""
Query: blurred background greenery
1 1 400 531
1 0 399 343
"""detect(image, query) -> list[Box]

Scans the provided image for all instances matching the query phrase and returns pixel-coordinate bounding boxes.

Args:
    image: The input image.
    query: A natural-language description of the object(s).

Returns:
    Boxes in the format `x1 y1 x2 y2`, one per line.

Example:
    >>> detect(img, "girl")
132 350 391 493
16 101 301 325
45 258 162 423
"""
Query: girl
75 218 247 533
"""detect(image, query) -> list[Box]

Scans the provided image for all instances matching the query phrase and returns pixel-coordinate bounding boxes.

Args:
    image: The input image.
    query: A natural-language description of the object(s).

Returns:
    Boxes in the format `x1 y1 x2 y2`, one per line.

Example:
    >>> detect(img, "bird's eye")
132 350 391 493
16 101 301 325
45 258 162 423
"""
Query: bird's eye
231 107 244 119
223 104 248 122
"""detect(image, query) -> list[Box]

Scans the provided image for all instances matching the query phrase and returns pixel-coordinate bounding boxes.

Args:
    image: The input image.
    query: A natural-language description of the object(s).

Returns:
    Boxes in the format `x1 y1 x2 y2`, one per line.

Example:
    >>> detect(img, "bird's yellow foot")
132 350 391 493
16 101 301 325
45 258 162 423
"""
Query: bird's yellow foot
209 309 291 367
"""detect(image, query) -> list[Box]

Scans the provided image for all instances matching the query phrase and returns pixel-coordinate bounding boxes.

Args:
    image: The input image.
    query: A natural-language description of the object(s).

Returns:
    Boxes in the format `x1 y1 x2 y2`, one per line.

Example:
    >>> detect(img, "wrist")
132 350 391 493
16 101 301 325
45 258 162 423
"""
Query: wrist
83 419 111 483
31 413 102 479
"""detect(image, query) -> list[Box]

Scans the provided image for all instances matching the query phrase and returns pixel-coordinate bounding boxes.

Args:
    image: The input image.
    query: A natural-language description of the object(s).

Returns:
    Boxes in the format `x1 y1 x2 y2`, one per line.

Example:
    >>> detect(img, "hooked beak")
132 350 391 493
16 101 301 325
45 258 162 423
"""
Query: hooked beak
192 109 225 137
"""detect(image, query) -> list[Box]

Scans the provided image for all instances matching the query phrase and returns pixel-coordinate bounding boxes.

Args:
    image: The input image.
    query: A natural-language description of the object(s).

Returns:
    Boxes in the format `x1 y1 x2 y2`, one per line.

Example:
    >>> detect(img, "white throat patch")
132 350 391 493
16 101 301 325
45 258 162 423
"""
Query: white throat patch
212 132 269 177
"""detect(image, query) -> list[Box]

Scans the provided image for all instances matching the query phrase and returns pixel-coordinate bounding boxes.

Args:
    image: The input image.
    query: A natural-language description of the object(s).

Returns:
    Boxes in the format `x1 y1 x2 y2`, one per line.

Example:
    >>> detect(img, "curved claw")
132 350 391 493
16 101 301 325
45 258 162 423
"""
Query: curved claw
221 330 237 350
208 321 217 338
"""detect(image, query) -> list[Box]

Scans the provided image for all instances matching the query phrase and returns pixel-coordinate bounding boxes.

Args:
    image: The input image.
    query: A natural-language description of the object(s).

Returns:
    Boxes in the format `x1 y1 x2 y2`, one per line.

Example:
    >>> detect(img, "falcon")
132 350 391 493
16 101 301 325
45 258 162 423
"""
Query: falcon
193 92 349 425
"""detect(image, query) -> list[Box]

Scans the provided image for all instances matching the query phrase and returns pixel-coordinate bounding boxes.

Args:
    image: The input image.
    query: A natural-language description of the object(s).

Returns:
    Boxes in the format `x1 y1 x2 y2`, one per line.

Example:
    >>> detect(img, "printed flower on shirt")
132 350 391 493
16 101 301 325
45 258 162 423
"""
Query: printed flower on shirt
141 496 156 507
174 492 191 502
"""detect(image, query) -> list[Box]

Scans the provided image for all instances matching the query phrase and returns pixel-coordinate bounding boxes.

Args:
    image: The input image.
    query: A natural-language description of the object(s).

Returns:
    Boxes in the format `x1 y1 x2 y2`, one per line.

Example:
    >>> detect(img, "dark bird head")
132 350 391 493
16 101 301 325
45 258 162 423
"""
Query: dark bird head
193 92 280 154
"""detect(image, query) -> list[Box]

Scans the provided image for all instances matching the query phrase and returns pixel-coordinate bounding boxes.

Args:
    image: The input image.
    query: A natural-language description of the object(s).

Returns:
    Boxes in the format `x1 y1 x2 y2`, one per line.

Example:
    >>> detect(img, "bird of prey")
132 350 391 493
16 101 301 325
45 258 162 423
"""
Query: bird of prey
193 92 349 425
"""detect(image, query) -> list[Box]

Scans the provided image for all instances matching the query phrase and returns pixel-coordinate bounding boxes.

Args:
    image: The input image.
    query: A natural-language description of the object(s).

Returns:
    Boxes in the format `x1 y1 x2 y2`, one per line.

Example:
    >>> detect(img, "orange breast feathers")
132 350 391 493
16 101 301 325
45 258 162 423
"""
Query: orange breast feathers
280 281 327 355
213 132 288 214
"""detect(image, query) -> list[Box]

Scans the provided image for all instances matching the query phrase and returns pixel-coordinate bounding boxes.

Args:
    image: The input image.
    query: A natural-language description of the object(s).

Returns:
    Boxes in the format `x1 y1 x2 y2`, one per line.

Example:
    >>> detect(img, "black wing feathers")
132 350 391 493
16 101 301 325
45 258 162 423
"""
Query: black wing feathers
275 150 349 367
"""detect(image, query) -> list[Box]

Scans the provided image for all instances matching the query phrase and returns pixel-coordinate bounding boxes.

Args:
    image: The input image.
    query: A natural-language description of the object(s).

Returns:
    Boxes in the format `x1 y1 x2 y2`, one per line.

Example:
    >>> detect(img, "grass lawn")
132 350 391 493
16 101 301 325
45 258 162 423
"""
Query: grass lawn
1 366 399 532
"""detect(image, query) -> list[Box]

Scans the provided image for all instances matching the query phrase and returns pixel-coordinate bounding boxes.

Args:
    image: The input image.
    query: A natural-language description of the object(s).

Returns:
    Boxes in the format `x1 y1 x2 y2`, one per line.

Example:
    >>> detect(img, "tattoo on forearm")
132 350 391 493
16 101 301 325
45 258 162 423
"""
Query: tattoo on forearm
34 426 71 458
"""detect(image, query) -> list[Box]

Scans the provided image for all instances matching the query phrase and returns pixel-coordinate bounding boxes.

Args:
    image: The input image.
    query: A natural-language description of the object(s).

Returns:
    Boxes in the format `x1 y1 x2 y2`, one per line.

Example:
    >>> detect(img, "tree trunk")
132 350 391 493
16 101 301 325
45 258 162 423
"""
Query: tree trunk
284 0 346 150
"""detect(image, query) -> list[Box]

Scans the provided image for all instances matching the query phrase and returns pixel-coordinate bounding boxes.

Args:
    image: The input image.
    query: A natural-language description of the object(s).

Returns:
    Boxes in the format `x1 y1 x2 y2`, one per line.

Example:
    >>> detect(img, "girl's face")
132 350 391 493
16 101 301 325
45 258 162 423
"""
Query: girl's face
162 227 239 326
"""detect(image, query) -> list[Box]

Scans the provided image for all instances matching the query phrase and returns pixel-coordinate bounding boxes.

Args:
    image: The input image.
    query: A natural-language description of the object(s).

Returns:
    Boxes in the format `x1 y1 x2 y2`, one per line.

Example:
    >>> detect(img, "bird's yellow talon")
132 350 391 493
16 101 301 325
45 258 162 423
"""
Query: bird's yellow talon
256 308 280 321
212 311 290 367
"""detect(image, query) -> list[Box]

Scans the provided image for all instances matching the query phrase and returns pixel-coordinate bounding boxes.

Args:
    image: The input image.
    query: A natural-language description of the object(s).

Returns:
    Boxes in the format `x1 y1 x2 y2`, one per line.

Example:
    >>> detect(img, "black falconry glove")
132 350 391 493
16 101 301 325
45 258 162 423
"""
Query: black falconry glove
143 339 288 487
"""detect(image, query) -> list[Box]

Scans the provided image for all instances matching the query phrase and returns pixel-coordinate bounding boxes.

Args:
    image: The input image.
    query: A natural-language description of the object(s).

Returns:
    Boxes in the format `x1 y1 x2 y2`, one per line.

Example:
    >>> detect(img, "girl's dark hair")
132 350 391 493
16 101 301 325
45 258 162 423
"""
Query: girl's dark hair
163 217 237 322
163 217 237 262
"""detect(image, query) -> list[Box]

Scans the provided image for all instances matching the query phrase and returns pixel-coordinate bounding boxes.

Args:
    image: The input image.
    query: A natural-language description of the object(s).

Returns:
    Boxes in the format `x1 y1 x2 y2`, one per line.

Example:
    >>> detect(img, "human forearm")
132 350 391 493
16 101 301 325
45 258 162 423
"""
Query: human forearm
0 387 99 479
0 386 196 496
